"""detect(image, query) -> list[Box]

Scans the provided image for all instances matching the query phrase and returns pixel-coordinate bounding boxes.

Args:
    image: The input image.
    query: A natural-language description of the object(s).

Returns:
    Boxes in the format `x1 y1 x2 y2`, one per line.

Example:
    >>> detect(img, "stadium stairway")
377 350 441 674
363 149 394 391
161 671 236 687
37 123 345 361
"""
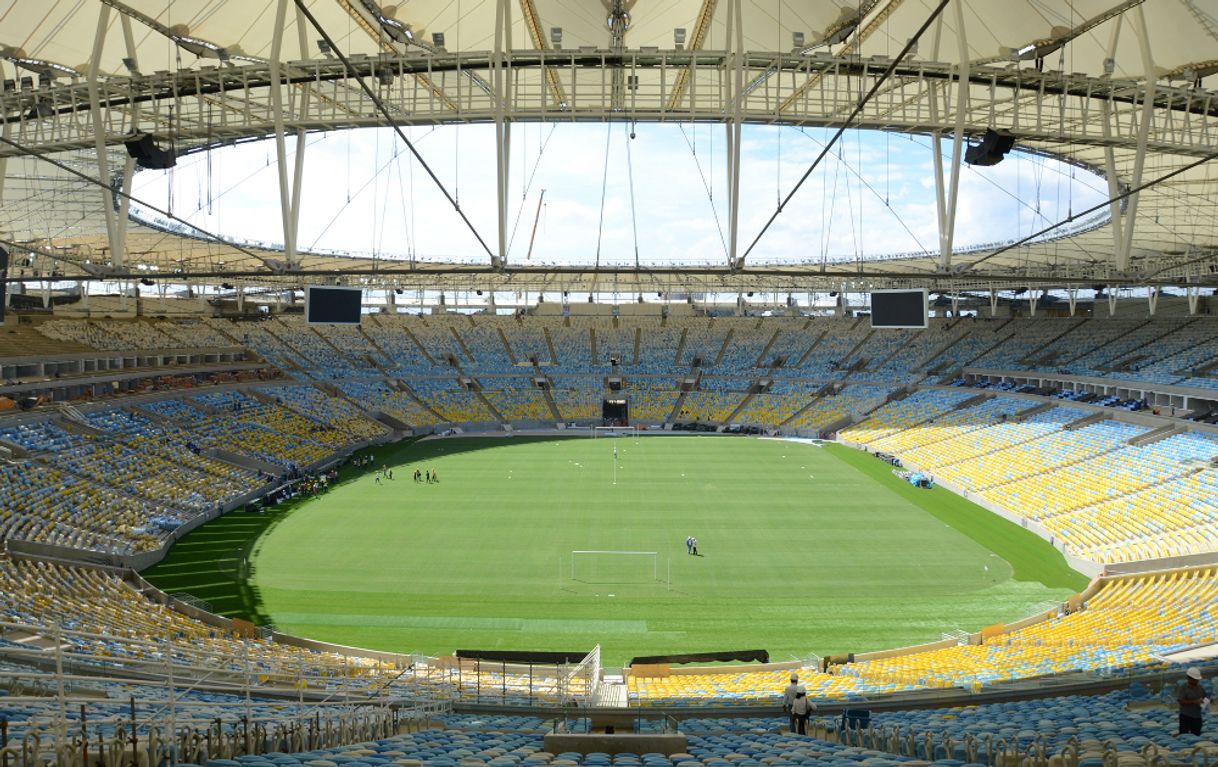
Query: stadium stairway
542 328 560 365
777 384 839 429
396 382 449 423
592 672 630 707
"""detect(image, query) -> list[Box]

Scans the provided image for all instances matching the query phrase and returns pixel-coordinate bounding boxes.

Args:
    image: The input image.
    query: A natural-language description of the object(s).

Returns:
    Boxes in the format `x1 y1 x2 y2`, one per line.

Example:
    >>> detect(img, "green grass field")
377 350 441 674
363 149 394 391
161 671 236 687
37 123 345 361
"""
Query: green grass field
143 436 1088 665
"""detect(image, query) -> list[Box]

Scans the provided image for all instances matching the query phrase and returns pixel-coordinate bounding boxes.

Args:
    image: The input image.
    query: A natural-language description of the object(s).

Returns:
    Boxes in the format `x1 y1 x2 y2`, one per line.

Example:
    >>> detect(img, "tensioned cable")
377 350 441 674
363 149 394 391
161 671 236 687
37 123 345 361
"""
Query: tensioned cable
0 135 279 269
292 0 495 262
793 129 932 257
506 123 558 256
306 137 424 252
624 123 641 271
964 147 1218 273
740 0 952 265
676 124 729 261
593 123 613 271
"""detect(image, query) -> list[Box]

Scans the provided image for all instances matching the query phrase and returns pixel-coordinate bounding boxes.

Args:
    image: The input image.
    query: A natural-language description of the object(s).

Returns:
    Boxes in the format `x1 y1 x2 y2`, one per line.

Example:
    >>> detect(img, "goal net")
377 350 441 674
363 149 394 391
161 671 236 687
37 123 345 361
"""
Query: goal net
571 550 660 584
591 426 639 439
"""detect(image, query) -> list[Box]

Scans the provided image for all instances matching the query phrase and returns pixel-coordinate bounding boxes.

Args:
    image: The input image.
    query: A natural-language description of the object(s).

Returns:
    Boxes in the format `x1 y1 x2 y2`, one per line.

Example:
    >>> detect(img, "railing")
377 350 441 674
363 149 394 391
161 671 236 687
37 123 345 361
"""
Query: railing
0 697 450 767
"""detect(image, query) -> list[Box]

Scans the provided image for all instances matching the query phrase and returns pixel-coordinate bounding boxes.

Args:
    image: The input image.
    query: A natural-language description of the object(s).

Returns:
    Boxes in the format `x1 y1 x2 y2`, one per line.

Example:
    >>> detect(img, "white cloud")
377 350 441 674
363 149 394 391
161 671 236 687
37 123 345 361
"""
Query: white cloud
130 124 1110 267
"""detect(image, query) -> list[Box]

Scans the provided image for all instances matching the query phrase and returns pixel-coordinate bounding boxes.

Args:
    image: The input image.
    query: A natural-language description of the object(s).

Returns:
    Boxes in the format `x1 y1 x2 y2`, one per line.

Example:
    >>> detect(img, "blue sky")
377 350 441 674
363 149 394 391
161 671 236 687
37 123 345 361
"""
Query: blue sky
130 123 1110 268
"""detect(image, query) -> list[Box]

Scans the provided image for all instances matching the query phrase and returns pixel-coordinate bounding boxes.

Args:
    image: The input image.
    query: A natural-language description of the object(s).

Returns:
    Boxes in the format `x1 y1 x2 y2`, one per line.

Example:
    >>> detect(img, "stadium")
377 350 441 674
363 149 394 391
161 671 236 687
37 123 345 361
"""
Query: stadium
1 1 1217 767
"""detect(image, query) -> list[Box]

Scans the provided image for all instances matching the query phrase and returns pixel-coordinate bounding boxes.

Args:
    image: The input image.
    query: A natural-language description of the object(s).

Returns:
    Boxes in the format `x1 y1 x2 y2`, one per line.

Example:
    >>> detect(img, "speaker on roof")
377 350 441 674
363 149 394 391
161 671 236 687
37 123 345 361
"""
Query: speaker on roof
124 133 177 170
964 128 1016 167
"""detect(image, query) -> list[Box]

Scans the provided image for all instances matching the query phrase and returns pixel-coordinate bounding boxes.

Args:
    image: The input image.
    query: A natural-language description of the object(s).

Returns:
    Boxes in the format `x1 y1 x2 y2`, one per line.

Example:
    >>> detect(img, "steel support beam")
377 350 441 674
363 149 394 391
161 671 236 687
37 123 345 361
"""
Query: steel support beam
726 0 744 270
938 0 969 269
493 0 512 269
928 1 969 270
290 4 311 265
269 0 299 270
1100 19 1126 263
112 12 142 267
87 3 125 269
1118 5 1158 273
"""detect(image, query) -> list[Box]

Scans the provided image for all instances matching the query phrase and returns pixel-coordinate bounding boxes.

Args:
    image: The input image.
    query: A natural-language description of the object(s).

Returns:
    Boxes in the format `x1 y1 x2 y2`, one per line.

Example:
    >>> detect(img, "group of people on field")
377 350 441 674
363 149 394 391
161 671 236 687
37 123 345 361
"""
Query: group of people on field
372 462 438 485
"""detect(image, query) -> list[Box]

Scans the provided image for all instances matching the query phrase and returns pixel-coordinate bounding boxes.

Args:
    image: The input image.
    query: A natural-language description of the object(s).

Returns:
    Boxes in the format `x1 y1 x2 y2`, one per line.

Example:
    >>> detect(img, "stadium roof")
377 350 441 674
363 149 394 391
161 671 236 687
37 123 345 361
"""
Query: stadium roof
1 0 1218 296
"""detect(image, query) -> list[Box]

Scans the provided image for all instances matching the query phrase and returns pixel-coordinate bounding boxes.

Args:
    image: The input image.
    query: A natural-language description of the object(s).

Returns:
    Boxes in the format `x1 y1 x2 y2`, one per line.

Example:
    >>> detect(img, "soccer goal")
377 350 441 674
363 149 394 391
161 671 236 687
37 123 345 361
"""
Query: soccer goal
570 550 666 584
591 425 640 439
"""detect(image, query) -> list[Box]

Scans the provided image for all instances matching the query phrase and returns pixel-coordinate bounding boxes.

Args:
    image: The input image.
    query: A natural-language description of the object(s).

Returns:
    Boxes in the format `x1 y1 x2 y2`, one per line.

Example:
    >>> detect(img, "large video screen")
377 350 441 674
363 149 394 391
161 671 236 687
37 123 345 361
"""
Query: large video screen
306 286 363 325
870 289 927 329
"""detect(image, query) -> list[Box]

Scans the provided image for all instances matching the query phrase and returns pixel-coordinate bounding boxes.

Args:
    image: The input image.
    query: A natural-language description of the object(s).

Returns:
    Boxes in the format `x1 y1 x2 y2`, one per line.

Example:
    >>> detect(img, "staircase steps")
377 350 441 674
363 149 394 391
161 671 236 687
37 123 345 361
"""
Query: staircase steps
360 326 395 368
496 328 519 365
542 327 559 365
473 388 507 423
1064 411 1108 431
398 380 448 423
1128 423 1184 447
449 327 477 364
840 329 876 368
400 325 437 366
540 385 563 421
713 329 734 367
778 391 829 428
792 329 829 369
1014 402 1055 422
753 330 781 367
723 390 757 425
1020 319 1087 366
673 329 688 366
665 391 689 423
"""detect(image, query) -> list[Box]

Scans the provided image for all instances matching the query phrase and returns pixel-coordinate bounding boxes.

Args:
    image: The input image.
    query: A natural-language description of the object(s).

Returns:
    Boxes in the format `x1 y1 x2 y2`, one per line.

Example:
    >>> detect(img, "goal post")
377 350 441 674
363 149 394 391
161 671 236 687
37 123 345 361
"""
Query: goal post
570 550 664 584
591 425 640 439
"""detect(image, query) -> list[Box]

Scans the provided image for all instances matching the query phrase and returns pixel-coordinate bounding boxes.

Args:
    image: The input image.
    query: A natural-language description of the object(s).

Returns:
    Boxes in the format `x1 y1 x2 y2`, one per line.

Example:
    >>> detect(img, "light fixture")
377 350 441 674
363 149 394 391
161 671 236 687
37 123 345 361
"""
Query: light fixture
1008 29 1069 63
550 27 562 48
121 57 140 75
317 38 332 55
792 31 805 49
431 31 445 48
674 28 686 49
379 14 413 44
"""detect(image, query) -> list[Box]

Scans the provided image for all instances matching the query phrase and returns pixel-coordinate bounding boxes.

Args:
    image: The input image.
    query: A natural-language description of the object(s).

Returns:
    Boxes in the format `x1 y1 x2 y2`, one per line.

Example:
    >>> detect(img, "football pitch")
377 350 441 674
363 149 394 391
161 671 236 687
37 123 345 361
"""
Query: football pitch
144 435 1089 665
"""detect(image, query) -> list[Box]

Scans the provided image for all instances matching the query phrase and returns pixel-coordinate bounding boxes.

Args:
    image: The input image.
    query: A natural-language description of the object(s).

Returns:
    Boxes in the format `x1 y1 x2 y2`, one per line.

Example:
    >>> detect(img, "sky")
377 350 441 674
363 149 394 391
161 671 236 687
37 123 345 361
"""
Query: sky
129 123 1111 269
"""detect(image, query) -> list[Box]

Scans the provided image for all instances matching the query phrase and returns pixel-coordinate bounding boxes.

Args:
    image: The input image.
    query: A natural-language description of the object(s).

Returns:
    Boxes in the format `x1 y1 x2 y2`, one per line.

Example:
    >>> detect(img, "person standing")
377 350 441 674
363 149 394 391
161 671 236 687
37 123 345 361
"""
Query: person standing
686 536 693 555
783 672 800 732
1177 667 1210 736
791 685 815 735
691 537 699 556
